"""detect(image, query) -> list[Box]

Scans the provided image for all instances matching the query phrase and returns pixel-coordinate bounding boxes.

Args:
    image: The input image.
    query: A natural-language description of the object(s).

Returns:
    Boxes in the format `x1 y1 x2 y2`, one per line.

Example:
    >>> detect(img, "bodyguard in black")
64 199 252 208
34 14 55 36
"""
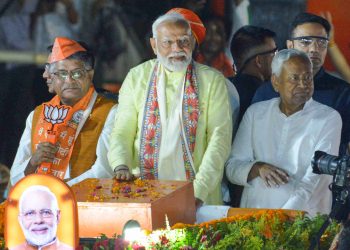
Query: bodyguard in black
229 25 277 125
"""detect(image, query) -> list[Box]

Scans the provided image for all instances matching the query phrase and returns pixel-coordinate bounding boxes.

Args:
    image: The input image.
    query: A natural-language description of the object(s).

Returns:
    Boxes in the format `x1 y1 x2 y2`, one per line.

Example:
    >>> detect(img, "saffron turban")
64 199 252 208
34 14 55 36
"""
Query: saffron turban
167 8 206 44
49 37 86 63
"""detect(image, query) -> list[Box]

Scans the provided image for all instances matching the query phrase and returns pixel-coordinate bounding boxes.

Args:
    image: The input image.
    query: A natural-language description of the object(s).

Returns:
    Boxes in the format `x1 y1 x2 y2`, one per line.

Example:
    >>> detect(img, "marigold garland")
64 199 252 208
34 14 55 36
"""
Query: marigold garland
172 209 293 230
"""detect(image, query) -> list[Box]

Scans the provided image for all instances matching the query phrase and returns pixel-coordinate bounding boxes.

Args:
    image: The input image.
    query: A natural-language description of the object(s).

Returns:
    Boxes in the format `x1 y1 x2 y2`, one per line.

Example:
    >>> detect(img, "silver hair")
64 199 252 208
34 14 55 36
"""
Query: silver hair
271 49 311 77
19 185 59 214
152 12 192 38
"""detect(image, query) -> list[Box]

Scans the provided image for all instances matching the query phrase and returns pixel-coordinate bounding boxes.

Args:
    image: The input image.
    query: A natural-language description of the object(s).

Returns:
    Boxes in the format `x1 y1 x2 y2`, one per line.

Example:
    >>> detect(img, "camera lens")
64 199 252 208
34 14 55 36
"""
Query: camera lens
312 151 339 175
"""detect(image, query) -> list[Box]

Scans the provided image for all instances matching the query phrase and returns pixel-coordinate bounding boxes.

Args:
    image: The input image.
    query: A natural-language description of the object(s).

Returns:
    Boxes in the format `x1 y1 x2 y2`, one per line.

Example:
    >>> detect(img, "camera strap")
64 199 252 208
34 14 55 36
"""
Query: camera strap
308 216 332 250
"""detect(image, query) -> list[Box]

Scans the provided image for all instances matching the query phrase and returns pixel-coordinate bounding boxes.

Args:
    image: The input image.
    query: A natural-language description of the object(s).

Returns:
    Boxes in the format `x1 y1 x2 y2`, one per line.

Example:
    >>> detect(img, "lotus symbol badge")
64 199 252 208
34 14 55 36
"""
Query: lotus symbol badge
44 104 69 125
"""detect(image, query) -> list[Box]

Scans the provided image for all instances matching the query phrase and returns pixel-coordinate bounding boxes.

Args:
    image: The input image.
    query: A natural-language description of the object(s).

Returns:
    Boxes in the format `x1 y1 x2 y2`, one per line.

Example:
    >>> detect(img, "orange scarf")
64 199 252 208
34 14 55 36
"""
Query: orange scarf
33 86 94 179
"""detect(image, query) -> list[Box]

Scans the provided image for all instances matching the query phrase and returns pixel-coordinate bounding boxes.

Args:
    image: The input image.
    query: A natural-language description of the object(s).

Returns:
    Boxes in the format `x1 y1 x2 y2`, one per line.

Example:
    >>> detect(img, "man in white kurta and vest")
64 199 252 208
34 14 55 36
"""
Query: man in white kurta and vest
10 37 117 186
108 8 233 207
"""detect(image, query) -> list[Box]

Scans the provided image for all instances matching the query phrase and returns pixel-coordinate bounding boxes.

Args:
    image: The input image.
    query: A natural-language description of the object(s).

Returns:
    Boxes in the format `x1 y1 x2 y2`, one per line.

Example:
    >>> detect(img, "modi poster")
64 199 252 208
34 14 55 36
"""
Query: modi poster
5 174 78 249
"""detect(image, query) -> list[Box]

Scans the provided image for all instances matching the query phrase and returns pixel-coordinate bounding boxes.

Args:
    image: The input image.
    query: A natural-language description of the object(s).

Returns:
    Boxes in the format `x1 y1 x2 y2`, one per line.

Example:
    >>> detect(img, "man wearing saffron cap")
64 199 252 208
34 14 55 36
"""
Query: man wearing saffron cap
108 8 232 206
10 37 117 186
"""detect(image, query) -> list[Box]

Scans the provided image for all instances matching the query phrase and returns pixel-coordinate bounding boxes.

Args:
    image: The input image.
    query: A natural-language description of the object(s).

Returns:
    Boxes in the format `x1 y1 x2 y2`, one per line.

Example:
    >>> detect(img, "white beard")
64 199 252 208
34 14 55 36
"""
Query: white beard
20 221 57 247
157 51 192 72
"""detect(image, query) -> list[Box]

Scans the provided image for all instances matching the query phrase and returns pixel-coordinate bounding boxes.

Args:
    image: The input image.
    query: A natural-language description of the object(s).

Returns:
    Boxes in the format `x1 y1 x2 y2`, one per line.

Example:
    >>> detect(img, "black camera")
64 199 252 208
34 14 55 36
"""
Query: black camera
312 151 350 221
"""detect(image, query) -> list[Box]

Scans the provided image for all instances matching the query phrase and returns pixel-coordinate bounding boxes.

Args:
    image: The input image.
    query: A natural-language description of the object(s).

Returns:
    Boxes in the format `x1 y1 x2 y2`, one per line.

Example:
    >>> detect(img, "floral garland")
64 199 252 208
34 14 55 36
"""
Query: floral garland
81 210 340 249
135 210 340 250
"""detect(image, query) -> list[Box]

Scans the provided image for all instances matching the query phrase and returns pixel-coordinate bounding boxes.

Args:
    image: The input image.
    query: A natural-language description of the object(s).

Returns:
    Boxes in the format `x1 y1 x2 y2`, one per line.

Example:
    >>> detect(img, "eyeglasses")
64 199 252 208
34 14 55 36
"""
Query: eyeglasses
289 36 329 49
237 47 278 74
22 209 55 220
52 68 87 81
158 36 192 49
244 47 278 63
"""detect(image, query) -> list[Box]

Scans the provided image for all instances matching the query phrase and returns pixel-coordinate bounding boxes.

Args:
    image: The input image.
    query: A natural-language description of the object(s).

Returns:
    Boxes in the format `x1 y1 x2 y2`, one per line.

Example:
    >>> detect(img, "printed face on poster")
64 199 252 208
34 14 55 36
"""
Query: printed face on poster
5 174 78 249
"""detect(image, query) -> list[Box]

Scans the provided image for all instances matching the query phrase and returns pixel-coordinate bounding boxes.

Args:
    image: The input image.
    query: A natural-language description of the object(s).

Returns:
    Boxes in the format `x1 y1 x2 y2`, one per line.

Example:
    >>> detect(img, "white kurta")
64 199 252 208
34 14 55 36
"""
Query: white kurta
226 98 342 216
10 92 117 186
